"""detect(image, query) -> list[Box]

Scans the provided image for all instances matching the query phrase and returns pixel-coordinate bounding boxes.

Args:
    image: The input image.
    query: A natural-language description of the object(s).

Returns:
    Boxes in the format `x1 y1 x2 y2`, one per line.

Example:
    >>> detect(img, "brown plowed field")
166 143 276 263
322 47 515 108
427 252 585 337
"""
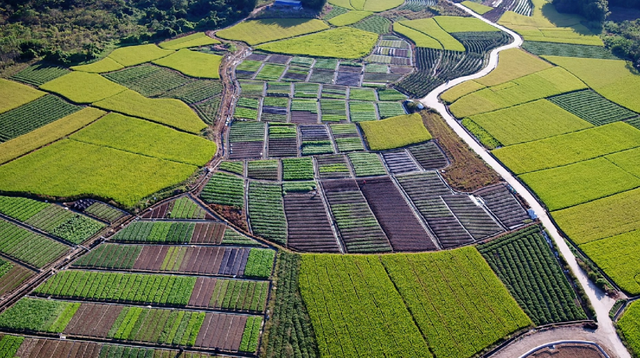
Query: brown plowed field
0 265 33 296
358 176 436 251
15 338 101 358
189 277 218 308
284 193 340 253
195 313 247 351
64 303 123 338
132 245 251 276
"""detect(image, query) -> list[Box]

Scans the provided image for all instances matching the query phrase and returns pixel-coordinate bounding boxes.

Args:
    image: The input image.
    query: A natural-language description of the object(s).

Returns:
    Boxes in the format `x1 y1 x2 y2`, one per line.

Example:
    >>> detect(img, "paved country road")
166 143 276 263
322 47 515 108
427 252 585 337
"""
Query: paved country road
420 3 631 358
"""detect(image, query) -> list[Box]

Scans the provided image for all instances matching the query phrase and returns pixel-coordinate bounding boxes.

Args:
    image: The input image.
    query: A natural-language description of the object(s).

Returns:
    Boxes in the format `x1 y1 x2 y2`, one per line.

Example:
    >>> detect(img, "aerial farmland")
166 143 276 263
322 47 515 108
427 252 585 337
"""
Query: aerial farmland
0 0 638 357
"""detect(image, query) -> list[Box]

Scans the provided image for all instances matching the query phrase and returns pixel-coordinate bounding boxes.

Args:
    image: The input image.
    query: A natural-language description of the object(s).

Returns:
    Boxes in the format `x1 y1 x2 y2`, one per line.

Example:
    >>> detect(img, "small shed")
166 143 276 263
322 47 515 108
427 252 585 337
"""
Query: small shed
274 0 303 8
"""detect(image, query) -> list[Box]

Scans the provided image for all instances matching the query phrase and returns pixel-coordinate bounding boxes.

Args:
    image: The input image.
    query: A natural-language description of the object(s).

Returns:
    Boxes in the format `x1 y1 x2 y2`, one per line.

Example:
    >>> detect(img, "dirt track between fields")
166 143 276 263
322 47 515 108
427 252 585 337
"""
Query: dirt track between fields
421 3 631 358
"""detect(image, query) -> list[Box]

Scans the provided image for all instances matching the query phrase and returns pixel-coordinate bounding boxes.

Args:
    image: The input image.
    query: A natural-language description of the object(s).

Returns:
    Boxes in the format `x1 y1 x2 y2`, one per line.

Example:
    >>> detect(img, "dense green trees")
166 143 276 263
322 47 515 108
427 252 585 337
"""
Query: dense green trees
553 0 609 21
0 0 256 68
603 20 640 69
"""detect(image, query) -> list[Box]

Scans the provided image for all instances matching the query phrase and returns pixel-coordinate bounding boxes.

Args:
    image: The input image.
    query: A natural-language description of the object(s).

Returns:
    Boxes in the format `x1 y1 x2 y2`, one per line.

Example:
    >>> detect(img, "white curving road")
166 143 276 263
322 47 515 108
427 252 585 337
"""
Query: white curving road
419 4 631 358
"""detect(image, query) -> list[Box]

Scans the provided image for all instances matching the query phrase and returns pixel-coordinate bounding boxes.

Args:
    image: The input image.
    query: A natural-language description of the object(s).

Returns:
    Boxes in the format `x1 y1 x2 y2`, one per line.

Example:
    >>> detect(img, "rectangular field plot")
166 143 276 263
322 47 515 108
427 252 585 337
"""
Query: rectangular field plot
380 248 532 358
189 277 269 313
522 41 619 60
467 100 593 146
322 180 391 253
0 95 82 143
321 99 347 122
548 89 638 126
228 121 265 160
141 196 214 220
494 122 640 174
0 259 34 297
382 151 421 174
73 200 128 223
520 157 640 211
10 63 70 86
407 141 449 170
580 230 640 295
282 157 314 180
442 195 504 239
247 160 279 180
239 81 265 97
476 185 530 229
200 171 245 206
72 243 269 277
282 66 310 82
300 125 333 155
321 85 347 99
308 69 335 84
347 152 387 177
255 64 286 81
111 221 225 244
349 101 378 122
284 192 340 253
396 173 473 248
317 155 351 179
103 64 193 97
552 187 640 245
479 226 587 325
299 255 431 358
268 124 298 157
358 176 434 251
248 182 287 245
377 102 406 119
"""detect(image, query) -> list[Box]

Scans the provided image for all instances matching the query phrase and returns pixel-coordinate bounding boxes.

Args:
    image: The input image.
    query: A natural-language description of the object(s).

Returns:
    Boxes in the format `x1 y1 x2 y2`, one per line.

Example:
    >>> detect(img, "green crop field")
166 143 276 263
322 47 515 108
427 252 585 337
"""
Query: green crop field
581 230 640 295
248 182 286 245
347 152 386 176
70 57 124 73
520 157 640 211
0 298 79 333
70 113 216 166
493 122 640 174
552 188 640 245
349 15 391 34
548 90 638 126
160 32 220 50
257 27 378 59
619 300 640 356
328 11 372 26
0 79 45 114
478 226 586 325
200 172 245 208
434 16 499 33
543 56 640 113
0 140 197 207
10 63 70 86
523 41 618 59
467 100 592 146
475 48 553 87
300 248 531 358
607 147 640 178
450 67 587 118
40 72 127 103
93 90 206 134
441 81 485 103
399 19 465 51
282 157 314 180
461 1 493 14
393 22 442 49
153 50 222 79
217 18 329 45
360 113 432 150
107 44 174 67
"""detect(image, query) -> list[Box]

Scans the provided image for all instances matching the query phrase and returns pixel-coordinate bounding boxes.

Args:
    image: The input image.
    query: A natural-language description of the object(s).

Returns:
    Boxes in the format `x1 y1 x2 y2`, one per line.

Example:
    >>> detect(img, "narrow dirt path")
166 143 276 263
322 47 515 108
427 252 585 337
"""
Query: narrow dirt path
419 3 631 358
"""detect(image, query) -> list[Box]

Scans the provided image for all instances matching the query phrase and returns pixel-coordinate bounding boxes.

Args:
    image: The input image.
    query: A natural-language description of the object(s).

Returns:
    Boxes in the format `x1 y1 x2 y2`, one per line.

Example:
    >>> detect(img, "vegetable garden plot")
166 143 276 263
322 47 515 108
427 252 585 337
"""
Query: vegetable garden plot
234 97 260 121
357 176 435 251
363 72 404 84
476 185 530 229
335 72 361 87
377 88 407 101
219 161 244 175
294 83 320 98
21 204 105 245
396 173 474 248
441 195 504 239
380 248 532 358
382 151 421 174
322 179 391 253
396 32 511 98
247 160 279 180
0 95 82 143
265 82 291 97
282 158 315 180
291 99 319 124
103 64 193 97
268 124 298 157
548 89 638 126
479 226 587 325
139 197 213 220
0 259 33 297
248 182 287 245
350 15 391 34
282 66 310 82
228 121 265 160
72 199 128 223
377 102 406 118
239 81 265 97
335 137 365 152
11 63 70 86
522 41 618 59
284 192 340 253
266 55 292 64
347 152 387 177
192 96 221 125
316 155 352 179
74 244 263 277
308 69 335 84
300 254 431 357
407 141 449 170
321 100 347 122
0 297 80 334
111 221 197 244
188 277 269 313
255 64 286 81
349 101 378 122
300 125 334 155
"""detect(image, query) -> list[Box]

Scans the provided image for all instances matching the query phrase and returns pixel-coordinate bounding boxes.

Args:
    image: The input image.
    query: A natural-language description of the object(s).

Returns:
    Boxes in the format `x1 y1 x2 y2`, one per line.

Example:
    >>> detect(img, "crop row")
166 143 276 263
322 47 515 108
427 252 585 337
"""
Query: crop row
282 158 315 180
34 271 196 306
104 64 192 98
247 160 279 180
112 221 196 243
0 219 69 268
201 172 245 208
347 152 387 177
73 244 141 269
244 249 275 279
81 201 127 223
248 182 287 245
478 226 586 325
